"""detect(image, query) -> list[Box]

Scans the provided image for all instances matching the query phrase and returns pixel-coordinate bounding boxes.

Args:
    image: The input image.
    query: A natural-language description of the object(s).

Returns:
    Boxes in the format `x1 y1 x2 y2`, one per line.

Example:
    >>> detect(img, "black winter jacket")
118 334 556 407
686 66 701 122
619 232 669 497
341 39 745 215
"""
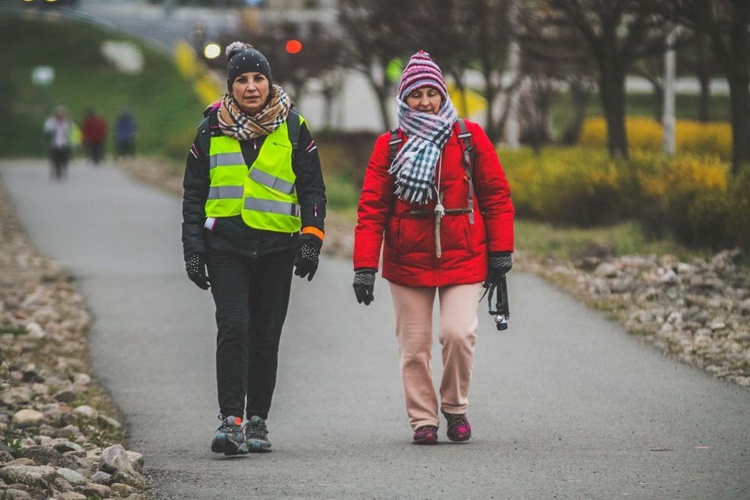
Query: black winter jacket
181 107 327 259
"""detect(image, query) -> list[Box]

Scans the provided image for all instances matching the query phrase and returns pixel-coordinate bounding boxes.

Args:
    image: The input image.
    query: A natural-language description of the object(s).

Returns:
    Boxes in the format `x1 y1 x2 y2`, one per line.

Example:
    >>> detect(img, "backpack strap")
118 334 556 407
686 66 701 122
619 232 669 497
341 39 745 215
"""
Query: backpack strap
388 128 403 164
288 108 301 150
456 119 475 223
197 116 210 158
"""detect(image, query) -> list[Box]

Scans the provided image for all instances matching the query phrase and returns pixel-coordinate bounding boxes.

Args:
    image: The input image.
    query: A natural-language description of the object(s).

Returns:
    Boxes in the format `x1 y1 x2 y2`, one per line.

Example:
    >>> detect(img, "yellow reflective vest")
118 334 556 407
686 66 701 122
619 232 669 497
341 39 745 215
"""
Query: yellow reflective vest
205 119 301 233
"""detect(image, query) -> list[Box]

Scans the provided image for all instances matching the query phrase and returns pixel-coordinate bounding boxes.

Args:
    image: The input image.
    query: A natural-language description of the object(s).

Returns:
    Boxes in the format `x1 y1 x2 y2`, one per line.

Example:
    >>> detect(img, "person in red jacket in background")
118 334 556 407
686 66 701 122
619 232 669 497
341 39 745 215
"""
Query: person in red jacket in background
352 50 514 445
81 107 108 165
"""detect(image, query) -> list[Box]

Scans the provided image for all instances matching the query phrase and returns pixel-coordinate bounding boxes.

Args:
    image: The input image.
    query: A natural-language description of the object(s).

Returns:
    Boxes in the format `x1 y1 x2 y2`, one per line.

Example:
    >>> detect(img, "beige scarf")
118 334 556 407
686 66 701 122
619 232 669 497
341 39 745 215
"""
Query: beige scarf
218 84 292 141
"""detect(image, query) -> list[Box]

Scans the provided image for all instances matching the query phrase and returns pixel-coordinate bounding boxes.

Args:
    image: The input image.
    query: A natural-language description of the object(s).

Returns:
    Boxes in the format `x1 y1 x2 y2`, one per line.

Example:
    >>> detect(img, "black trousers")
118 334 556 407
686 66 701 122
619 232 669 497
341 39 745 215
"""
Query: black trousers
207 247 295 420
87 142 105 164
49 147 71 179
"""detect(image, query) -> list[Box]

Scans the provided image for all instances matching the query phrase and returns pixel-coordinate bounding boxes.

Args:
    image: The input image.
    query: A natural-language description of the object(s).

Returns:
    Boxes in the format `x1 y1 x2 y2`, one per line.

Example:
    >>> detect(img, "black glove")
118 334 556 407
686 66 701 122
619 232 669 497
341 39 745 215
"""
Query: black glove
294 234 321 281
353 268 376 305
487 251 513 286
185 253 210 290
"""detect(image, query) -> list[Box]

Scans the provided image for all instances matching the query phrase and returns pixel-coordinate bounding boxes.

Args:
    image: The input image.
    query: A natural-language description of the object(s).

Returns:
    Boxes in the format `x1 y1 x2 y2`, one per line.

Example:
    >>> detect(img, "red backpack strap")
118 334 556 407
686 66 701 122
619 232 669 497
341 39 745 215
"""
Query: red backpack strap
388 128 403 164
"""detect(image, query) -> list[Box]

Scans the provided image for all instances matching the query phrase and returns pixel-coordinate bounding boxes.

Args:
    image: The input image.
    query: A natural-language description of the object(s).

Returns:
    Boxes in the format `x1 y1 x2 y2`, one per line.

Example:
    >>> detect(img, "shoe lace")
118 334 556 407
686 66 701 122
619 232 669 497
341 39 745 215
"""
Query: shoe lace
245 419 268 439
217 415 241 432
445 414 468 427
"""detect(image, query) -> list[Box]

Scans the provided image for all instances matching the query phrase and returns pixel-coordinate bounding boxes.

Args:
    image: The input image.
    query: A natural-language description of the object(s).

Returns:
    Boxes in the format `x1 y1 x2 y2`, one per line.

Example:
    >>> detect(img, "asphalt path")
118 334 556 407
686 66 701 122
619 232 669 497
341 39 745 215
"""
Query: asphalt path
2 159 750 499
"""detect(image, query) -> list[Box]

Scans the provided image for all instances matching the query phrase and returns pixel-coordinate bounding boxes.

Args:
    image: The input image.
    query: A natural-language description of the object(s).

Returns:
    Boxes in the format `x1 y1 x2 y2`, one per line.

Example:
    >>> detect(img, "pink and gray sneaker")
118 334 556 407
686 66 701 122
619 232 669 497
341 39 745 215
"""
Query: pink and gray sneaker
413 425 439 445
444 413 472 442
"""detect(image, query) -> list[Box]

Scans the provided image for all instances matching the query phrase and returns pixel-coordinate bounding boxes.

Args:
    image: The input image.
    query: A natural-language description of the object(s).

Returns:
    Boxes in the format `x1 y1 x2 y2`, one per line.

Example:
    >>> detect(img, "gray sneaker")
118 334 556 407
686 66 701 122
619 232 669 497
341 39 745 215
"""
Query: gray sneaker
244 415 272 452
210 415 248 456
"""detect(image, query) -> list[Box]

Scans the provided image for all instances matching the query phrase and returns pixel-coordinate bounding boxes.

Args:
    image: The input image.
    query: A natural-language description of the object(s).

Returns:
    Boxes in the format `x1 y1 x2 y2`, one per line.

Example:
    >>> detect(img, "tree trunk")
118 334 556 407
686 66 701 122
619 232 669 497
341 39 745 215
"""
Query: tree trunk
598 59 629 159
562 78 591 145
697 73 711 123
363 71 392 131
504 0 521 149
482 69 499 143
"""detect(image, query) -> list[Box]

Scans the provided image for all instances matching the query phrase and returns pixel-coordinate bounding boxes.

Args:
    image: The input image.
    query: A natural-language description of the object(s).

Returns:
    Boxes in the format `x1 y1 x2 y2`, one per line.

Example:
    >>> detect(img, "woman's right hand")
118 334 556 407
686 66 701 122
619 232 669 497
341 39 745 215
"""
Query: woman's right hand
185 253 210 290
352 268 376 305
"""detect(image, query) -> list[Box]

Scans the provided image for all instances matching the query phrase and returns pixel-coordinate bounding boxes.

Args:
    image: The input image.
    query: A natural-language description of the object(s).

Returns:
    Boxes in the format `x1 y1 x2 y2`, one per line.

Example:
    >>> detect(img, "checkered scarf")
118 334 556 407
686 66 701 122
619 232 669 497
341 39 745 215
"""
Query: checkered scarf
389 97 458 205
218 84 291 140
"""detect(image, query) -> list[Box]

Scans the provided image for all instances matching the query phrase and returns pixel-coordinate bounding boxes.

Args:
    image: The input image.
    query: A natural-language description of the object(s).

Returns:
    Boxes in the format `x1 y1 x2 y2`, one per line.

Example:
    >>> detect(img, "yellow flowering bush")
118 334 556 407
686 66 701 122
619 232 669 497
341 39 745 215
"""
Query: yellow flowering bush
676 121 732 158
500 147 631 226
629 151 728 200
580 117 732 159
499 146 741 249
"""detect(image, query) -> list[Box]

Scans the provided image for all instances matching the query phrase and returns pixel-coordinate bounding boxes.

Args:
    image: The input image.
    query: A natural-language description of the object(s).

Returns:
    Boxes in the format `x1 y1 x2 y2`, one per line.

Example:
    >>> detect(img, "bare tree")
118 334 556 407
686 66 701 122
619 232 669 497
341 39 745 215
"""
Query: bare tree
681 31 721 123
468 0 515 142
337 0 405 130
520 7 597 146
652 0 749 175
524 0 668 159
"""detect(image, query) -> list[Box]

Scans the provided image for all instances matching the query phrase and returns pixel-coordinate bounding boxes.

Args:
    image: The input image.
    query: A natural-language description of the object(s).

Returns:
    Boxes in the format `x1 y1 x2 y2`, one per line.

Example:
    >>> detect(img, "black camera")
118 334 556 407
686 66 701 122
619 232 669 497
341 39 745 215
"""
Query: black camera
486 274 510 331
494 313 508 331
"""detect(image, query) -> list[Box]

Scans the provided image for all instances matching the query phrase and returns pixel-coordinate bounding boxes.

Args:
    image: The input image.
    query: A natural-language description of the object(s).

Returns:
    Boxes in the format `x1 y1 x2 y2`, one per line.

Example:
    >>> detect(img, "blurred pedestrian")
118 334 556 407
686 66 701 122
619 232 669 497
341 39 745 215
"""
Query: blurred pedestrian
81 107 108 165
43 106 77 180
113 108 137 158
181 42 327 456
352 50 515 445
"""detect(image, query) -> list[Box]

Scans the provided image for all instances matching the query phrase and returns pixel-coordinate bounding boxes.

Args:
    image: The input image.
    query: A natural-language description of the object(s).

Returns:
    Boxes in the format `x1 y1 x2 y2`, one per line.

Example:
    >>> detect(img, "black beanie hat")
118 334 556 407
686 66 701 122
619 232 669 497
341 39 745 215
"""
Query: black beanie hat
225 41 273 91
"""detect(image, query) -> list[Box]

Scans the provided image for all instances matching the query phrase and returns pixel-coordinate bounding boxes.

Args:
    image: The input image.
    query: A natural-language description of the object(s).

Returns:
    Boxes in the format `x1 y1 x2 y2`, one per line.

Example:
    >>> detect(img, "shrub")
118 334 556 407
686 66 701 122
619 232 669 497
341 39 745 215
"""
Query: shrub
580 117 732 159
500 147 632 226
685 190 732 249
500 146 740 251
727 166 750 250
580 117 661 151
677 120 732 159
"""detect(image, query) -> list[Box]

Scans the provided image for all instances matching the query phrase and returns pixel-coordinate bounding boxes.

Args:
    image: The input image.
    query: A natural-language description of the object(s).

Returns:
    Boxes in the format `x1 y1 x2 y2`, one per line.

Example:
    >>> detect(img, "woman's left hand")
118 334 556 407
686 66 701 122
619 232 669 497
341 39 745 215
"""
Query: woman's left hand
486 251 513 285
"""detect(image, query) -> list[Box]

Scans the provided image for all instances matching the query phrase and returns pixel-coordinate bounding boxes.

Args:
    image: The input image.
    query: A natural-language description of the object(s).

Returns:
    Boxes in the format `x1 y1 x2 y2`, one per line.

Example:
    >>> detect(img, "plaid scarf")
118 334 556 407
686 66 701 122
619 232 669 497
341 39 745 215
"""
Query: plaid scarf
218 85 291 140
389 97 458 204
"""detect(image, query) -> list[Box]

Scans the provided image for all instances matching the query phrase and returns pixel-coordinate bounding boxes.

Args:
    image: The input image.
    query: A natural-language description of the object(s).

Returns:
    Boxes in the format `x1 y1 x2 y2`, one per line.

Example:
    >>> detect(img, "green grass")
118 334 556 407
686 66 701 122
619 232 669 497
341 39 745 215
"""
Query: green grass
0 12 204 159
515 219 709 261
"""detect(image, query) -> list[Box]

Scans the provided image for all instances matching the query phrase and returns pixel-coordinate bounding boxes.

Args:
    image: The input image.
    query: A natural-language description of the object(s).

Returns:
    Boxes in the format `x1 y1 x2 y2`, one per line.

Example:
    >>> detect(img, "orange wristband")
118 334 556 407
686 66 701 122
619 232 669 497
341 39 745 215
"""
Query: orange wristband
301 226 325 241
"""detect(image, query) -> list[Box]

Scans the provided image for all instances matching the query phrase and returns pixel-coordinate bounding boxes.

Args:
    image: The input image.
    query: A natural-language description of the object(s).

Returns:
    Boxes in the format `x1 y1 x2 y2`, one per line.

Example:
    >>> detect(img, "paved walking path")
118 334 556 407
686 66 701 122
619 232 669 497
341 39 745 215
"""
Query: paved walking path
2 159 749 499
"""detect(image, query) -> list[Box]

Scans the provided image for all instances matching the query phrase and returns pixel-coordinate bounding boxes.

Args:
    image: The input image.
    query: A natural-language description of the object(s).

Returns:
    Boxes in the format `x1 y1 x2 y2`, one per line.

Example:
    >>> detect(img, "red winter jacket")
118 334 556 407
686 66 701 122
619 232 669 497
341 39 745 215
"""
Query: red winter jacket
353 120 514 287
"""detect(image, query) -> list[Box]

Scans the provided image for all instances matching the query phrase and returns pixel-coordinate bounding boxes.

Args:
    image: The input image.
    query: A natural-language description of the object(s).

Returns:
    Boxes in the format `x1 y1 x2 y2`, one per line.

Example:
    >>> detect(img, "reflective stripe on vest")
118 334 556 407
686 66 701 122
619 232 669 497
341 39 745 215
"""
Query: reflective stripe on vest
205 137 246 217
205 118 302 232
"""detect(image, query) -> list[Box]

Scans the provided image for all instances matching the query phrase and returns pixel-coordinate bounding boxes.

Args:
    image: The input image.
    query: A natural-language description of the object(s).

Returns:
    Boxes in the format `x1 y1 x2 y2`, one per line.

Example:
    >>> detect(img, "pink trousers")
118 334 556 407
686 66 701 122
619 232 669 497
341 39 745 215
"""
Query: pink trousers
389 282 483 430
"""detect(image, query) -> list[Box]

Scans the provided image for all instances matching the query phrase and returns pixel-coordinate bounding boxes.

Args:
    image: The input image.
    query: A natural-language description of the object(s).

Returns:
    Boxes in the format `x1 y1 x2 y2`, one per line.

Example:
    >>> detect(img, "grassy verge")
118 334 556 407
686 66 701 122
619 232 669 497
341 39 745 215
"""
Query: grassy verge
515 219 710 262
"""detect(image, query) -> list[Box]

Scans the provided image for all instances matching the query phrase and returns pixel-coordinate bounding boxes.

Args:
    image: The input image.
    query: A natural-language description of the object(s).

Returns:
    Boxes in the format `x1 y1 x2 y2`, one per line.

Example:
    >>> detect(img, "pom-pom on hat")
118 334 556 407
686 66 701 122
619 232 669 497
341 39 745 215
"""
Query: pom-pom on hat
225 41 272 91
397 50 448 102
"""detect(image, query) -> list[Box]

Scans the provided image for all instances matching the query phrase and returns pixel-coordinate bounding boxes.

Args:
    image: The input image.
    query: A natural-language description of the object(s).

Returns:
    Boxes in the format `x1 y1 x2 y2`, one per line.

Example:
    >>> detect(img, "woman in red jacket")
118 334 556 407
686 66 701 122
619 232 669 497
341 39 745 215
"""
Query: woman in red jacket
352 51 514 445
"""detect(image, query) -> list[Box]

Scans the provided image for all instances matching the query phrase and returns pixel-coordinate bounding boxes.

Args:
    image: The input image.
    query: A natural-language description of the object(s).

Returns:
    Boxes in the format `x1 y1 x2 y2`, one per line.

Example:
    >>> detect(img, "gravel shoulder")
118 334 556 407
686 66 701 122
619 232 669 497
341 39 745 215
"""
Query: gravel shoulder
0 176 149 499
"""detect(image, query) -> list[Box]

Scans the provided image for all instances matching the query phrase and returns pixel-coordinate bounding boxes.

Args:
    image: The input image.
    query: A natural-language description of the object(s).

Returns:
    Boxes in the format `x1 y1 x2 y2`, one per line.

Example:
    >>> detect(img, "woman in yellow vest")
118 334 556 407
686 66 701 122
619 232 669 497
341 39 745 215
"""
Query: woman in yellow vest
181 42 327 456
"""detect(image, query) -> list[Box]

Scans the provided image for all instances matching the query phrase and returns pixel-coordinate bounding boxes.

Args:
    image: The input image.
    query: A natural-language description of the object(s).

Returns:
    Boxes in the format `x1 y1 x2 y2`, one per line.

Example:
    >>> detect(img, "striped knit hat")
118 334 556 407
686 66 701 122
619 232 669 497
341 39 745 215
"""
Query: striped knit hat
397 50 448 102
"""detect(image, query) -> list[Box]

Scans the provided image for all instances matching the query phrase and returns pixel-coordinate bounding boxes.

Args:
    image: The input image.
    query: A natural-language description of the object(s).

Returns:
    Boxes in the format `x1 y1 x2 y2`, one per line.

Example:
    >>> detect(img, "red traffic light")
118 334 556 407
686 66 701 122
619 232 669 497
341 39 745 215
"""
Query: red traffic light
285 40 302 54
